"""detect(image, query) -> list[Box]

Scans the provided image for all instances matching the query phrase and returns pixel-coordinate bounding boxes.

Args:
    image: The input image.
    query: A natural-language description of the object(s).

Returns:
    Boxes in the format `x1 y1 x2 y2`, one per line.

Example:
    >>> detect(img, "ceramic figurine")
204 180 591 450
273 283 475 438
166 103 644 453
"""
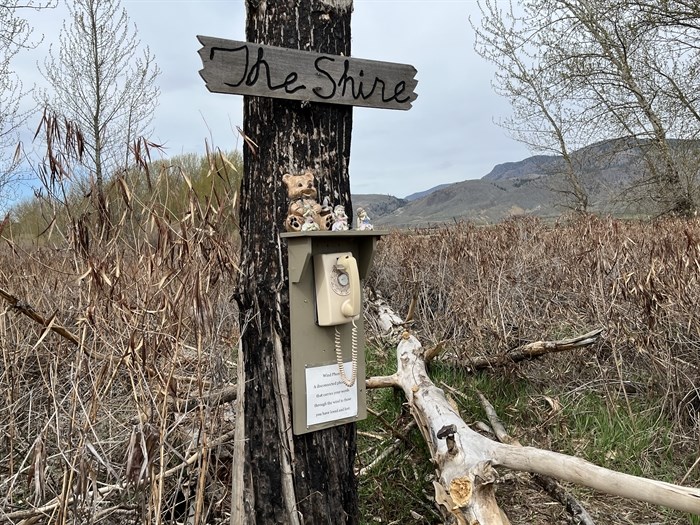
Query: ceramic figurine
332 205 349 231
321 196 333 215
301 215 320 231
356 207 374 231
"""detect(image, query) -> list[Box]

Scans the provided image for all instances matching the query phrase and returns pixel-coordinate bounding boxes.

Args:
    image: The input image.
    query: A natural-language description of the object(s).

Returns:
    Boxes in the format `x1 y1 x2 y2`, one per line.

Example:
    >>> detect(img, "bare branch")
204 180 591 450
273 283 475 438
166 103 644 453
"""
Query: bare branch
462 327 605 371
0 285 80 345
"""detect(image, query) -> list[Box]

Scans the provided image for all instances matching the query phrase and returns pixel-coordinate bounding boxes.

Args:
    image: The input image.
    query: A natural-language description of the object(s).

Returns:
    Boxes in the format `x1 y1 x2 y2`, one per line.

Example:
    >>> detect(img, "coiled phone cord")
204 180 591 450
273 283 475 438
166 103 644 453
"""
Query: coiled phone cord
335 318 358 387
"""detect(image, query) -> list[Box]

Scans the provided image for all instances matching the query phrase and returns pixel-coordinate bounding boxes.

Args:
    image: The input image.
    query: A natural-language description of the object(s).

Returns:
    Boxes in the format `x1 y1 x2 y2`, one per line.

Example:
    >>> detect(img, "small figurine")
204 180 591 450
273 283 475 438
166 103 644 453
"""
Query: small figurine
319 195 335 230
282 171 332 232
302 201 317 220
301 215 320 231
356 207 374 231
331 205 349 231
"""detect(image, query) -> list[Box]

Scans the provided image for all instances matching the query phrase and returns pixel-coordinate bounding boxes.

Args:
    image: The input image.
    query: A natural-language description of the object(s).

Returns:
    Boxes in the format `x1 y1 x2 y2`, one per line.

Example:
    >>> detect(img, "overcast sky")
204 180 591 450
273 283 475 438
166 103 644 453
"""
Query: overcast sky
12 0 531 200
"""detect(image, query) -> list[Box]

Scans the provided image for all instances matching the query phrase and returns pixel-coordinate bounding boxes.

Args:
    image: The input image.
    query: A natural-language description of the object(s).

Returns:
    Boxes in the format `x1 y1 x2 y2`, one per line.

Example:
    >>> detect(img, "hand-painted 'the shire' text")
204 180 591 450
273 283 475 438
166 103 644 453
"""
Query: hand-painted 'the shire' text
197 36 418 111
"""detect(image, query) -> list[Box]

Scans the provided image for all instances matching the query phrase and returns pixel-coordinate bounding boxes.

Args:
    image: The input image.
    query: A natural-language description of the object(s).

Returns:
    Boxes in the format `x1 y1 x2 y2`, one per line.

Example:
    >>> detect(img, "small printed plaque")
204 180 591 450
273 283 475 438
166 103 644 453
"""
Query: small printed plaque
305 362 358 427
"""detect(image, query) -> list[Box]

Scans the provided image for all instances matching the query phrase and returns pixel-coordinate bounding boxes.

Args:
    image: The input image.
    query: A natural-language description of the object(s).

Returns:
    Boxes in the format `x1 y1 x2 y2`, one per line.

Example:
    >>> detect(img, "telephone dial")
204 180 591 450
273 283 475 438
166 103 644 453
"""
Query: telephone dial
313 252 361 386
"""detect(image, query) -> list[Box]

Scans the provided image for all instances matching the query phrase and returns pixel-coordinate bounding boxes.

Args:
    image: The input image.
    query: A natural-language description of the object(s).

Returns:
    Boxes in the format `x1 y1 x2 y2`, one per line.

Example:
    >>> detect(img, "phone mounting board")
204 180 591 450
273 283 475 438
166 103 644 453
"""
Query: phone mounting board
282 231 384 435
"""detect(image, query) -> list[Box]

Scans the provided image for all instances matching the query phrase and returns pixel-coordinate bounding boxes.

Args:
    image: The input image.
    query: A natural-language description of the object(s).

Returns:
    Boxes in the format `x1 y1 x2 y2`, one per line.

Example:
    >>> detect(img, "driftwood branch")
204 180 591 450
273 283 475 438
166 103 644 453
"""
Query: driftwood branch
366 300 700 521
463 328 605 371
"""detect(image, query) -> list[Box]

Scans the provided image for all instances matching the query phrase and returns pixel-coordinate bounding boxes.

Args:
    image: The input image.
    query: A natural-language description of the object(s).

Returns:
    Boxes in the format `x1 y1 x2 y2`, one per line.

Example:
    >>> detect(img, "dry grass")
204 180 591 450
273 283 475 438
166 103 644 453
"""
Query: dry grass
372 216 700 430
3 189 700 523
0 150 240 524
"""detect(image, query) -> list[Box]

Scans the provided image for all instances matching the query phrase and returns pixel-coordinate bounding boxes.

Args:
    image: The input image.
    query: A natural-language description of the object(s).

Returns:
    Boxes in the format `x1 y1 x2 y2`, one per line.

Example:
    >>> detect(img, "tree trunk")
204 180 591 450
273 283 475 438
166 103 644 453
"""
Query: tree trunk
232 1 356 523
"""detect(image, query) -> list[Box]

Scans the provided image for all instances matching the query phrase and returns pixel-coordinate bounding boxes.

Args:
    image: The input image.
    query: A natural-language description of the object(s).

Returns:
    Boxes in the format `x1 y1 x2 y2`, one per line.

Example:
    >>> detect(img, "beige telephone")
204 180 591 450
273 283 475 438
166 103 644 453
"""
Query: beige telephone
313 252 361 386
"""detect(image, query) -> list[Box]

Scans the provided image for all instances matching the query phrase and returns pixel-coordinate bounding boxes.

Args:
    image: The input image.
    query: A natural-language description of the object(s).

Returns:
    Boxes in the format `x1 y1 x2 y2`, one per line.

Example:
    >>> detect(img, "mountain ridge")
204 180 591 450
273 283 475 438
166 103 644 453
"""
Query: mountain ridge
352 138 699 226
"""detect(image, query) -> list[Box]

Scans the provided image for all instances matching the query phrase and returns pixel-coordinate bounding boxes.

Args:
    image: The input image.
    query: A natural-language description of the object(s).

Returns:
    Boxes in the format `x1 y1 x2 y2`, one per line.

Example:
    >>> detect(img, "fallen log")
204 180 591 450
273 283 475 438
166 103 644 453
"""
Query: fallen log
365 306 700 521
470 386 596 525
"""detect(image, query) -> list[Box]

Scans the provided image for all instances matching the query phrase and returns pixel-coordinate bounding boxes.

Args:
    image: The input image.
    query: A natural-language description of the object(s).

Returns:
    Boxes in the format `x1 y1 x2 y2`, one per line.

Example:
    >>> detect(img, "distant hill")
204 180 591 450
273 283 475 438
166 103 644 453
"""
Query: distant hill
353 138 699 227
352 194 407 223
404 184 452 202
367 178 558 227
482 155 559 182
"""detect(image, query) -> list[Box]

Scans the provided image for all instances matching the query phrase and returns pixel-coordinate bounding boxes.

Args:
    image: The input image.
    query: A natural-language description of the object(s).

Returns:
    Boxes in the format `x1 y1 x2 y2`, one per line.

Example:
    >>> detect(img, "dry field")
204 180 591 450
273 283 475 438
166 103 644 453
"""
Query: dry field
1 209 699 523
366 215 700 524
1 173 241 523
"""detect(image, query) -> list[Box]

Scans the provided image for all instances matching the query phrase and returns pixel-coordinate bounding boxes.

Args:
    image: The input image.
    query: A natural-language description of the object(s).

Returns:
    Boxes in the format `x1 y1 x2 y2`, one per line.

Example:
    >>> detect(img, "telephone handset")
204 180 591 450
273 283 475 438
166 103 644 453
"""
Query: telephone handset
313 252 361 386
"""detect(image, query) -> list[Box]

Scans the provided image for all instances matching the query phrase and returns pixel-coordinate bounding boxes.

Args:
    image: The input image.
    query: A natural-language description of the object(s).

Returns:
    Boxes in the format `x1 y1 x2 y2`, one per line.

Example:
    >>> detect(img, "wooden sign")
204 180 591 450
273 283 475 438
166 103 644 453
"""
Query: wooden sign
197 36 418 110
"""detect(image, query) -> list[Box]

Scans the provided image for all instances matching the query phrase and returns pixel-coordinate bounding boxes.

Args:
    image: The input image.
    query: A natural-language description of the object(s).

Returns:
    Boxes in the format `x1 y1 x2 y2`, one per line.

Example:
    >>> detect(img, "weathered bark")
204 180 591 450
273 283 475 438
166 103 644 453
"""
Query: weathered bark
232 1 356 523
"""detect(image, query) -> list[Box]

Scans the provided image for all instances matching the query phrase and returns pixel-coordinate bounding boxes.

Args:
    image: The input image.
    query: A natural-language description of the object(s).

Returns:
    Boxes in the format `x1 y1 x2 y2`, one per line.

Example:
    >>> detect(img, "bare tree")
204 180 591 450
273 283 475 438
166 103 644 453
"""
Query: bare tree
0 0 55 210
474 0 700 216
473 0 591 212
560 0 698 215
40 0 159 234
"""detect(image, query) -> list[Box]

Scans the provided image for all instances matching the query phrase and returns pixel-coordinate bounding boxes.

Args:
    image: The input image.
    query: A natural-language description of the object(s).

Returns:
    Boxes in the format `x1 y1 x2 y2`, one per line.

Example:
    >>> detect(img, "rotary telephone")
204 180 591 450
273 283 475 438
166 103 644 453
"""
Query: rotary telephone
313 252 360 386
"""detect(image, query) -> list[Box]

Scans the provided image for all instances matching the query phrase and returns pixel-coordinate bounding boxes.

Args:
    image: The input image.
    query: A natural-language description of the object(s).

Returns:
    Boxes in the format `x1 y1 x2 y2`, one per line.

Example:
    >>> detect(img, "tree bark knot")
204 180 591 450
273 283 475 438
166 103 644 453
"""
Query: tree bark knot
437 424 458 456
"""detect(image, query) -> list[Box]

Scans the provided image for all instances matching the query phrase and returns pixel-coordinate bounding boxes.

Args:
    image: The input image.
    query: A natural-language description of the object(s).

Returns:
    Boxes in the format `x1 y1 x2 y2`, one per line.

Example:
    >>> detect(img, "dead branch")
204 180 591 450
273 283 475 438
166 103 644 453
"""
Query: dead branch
683 455 700 485
366 374 399 390
358 420 417 477
366 407 414 448
359 440 403 477
530 474 596 525
463 328 605 370
368 303 700 521
404 280 420 324
375 303 404 334
170 385 237 413
424 340 447 363
473 388 596 525
472 389 519 446
0 286 80 345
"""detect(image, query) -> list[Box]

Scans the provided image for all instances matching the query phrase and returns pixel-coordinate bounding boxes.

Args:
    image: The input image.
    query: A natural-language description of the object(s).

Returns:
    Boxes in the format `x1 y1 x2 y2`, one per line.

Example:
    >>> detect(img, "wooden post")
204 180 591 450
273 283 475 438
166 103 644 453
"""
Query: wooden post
233 1 356 523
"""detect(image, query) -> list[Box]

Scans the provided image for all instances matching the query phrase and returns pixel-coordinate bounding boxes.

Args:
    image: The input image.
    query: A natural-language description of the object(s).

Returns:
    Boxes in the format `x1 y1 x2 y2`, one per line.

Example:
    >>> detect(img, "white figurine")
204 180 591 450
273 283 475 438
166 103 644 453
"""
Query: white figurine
332 205 349 231
356 207 373 231
301 215 320 231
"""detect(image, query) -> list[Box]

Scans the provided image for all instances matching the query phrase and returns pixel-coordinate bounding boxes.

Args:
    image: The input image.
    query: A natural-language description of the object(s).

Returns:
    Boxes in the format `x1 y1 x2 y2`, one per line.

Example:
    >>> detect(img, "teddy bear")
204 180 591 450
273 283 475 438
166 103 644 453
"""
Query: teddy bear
282 171 333 232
